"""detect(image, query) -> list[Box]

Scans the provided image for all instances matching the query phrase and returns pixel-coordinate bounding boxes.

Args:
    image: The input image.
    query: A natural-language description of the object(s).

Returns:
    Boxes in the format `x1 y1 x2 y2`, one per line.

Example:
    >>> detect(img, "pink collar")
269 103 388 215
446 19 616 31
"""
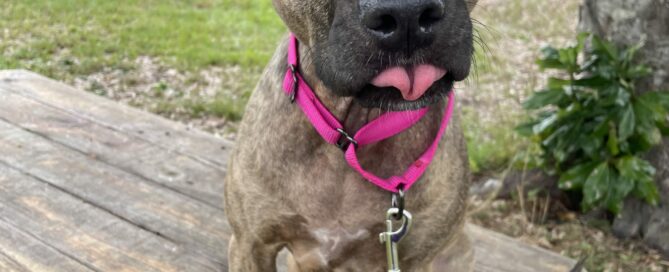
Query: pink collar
282 34 455 193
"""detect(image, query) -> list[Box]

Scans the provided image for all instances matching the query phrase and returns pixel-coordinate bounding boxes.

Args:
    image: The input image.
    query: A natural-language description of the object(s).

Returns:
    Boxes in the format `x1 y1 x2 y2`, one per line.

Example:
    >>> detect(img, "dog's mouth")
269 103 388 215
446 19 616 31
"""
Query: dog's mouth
354 64 454 111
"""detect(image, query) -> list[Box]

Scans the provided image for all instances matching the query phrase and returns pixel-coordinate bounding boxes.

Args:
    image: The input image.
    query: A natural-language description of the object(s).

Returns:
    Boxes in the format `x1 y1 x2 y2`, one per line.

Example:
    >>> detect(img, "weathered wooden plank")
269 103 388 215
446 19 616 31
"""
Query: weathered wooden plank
0 70 232 167
467 224 577 272
0 163 220 272
0 218 93 272
0 119 230 268
0 251 31 272
0 84 226 207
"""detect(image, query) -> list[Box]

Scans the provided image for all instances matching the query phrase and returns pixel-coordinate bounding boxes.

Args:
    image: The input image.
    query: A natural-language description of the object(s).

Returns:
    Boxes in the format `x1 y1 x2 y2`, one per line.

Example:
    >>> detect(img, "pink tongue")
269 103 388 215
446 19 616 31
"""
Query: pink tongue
371 65 447 101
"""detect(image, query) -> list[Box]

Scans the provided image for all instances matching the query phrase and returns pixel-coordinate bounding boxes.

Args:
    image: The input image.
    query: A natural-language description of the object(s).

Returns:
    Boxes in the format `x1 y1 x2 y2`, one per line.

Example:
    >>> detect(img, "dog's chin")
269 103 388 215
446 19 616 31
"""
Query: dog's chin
353 75 455 111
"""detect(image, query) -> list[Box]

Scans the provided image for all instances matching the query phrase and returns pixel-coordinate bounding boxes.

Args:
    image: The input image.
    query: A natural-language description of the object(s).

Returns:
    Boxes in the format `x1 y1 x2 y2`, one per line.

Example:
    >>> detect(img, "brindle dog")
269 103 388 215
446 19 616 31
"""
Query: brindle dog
225 0 479 271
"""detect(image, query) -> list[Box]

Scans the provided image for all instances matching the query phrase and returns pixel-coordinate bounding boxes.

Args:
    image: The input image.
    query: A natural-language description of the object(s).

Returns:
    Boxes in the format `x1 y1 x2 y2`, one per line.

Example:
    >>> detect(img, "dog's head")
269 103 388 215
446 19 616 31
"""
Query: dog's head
274 0 477 110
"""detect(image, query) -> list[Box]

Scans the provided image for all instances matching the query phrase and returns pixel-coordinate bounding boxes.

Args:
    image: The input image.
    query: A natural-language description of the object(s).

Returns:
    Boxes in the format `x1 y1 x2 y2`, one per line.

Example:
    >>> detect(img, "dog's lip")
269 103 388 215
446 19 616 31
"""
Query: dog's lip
369 65 448 101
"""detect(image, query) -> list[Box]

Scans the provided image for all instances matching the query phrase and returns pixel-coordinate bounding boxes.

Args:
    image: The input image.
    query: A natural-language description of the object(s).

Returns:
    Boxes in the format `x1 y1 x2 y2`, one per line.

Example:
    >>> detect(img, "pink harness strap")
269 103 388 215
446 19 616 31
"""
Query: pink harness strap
282 34 455 193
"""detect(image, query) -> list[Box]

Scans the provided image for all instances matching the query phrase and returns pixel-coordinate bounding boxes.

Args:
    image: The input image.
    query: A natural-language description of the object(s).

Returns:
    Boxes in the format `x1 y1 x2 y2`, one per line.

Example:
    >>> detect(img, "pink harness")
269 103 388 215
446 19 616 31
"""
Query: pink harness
282 34 455 193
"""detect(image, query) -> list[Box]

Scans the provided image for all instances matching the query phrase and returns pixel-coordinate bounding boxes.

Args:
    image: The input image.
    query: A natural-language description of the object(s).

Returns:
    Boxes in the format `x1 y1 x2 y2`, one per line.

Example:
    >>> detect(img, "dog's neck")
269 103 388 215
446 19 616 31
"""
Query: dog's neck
246 36 448 180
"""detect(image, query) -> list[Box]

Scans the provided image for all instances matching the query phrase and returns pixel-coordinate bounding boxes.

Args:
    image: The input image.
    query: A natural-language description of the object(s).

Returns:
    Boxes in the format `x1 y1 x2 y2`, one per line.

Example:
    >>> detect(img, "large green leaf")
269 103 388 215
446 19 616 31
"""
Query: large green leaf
573 76 609 88
583 162 611 209
559 162 599 190
581 135 603 159
548 78 572 90
637 92 669 121
576 32 589 53
605 173 635 214
534 113 559 135
652 91 669 110
614 156 659 206
634 177 660 206
591 35 619 61
614 86 631 106
537 46 566 70
558 46 579 73
642 126 662 147
625 65 652 80
615 156 656 181
580 54 599 72
523 89 565 110
632 98 663 148
615 175 636 198
515 121 537 137
618 105 635 140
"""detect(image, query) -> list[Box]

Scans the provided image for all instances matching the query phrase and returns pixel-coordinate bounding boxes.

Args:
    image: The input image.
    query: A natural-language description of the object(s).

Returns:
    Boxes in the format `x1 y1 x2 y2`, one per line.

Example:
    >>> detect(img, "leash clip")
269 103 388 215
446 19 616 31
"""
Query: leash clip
379 208 412 272
336 128 358 151
289 64 298 103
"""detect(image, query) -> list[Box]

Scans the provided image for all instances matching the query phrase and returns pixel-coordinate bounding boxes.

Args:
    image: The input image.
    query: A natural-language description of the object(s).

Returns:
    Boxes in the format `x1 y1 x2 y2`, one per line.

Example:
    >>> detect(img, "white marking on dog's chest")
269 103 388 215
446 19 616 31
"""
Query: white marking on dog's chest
311 227 370 260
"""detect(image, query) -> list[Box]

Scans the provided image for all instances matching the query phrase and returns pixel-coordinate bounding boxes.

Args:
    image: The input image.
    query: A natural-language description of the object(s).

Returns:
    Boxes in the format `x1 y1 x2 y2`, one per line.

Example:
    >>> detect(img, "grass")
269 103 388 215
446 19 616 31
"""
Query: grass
1 0 285 123
1 0 285 73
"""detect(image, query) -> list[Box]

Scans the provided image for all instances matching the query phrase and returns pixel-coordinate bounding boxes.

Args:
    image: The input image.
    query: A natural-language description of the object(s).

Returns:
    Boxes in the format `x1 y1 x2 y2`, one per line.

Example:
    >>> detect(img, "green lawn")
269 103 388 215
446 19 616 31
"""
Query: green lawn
1 0 286 123
1 0 285 76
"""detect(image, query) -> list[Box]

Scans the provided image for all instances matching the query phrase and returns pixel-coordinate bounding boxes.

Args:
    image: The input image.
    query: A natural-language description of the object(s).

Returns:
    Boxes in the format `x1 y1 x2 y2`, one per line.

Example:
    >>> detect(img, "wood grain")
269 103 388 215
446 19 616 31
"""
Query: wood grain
0 163 220 272
0 119 229 269
0 70 232 167
0 83 226 207
0 218 93 272
467 224 577 272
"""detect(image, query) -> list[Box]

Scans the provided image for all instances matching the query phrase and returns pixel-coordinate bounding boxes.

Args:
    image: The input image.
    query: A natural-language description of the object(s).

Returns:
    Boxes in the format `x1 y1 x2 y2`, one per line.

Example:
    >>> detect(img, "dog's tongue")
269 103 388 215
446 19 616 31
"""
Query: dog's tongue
371 65 447 101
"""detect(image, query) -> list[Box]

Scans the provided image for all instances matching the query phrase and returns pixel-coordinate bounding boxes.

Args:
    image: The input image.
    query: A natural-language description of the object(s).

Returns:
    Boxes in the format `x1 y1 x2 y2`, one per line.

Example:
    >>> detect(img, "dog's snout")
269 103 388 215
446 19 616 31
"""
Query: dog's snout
360 0 445 52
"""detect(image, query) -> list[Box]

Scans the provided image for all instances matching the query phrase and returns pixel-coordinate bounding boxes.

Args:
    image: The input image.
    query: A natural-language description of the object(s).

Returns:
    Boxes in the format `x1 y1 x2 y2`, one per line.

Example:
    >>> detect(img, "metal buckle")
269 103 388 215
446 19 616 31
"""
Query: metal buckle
336 128 358 151
289 64 298 103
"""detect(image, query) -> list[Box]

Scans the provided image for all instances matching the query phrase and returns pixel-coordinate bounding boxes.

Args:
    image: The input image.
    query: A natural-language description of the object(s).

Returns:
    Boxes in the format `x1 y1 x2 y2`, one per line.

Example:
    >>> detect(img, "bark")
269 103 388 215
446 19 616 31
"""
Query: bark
579 0 669 256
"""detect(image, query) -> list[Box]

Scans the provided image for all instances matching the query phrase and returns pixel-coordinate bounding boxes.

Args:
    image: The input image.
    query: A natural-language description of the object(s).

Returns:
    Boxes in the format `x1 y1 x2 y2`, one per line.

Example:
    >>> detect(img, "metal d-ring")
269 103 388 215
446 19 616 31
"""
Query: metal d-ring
289 64 298 103
391 186 405 221
336 128 358 151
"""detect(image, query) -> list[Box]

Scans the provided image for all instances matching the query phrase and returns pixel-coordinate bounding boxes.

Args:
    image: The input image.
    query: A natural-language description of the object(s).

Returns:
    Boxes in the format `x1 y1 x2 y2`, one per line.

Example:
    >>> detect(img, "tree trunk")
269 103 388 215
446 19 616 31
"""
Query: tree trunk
579 0 669 256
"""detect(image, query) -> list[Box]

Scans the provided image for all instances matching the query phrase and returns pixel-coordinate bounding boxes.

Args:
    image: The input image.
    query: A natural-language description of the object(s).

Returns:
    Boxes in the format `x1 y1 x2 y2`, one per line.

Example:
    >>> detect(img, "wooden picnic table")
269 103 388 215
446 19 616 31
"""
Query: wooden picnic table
0 70 578 272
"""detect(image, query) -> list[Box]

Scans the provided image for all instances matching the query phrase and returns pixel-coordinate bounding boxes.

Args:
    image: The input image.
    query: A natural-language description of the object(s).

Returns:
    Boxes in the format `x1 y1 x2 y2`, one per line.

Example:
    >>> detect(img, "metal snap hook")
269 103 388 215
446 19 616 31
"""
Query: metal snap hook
384 208 412 243
379 207 413 271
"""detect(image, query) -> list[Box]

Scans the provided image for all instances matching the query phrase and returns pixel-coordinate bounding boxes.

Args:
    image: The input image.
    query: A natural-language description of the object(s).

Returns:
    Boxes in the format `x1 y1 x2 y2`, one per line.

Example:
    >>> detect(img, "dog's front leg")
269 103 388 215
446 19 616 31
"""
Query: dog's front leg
228 235 283 272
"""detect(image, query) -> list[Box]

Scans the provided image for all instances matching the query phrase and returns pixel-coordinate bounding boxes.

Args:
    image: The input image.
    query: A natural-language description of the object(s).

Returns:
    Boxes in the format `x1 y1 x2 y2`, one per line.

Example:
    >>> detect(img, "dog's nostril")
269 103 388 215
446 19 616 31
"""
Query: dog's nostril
368 14 398 35
418 7 443 32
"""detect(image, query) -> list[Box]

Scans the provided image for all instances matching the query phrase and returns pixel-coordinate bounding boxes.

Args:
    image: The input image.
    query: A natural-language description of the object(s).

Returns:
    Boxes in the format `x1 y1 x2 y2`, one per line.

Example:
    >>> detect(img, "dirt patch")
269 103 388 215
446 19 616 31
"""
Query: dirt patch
70 56 258 139
469 192 667 271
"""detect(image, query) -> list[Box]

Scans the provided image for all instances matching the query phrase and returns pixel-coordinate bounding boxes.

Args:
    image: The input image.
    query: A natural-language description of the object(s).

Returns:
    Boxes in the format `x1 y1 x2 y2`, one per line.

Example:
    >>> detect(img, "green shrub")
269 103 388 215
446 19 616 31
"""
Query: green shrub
518 33 669 213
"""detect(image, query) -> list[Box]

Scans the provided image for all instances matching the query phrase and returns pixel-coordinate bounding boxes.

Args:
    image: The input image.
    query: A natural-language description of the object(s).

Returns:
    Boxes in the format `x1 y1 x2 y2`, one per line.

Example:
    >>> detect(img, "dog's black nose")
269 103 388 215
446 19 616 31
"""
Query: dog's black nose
360 0 445 52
